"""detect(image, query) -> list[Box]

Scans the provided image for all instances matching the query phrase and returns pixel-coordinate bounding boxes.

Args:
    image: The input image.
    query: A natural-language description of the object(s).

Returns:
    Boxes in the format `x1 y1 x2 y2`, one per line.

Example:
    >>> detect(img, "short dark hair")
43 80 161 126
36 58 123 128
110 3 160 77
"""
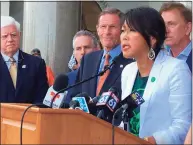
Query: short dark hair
124 7 166 58
97 7 124 26
160 2 192 23
72 30 99 49
31 48 41 56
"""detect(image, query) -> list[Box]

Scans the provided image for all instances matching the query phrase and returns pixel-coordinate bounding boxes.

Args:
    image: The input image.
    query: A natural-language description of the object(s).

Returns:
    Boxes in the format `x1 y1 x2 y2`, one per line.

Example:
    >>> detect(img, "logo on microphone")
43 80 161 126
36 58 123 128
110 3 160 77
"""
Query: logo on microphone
50 92 60 101
131 92 144 105
72 97 90 113
97 92 119 112
43 86 67 108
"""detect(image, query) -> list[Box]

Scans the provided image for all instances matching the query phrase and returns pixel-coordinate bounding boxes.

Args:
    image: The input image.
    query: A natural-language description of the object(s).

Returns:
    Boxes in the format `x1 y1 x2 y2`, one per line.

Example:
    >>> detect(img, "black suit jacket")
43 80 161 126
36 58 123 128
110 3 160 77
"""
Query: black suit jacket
72 50 133 100
0 50 49 103
65 69 78 103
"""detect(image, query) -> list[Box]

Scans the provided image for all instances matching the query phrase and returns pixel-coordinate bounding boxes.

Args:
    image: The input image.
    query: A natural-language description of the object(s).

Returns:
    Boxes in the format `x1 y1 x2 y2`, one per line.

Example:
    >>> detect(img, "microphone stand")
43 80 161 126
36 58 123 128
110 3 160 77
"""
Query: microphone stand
111 104 129 145
112 107 123 145
50 61 115 108
123 111 129 131
20 59 116 145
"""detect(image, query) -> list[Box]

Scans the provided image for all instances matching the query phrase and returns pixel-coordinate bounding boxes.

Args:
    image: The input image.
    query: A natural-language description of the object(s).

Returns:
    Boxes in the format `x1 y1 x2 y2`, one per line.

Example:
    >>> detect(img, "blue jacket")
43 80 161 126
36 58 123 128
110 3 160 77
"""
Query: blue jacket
67 69 78 86
65 69 78 103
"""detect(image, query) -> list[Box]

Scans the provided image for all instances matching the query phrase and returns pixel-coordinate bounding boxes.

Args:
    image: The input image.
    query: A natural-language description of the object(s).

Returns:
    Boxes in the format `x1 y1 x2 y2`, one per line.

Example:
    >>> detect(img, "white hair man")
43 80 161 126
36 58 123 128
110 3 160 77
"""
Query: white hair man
0 16 48 103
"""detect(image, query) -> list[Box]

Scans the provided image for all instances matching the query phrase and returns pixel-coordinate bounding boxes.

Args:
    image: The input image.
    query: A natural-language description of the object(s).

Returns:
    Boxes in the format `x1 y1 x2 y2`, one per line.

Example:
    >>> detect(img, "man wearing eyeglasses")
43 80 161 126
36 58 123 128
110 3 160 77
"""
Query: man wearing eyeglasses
0 16 49 103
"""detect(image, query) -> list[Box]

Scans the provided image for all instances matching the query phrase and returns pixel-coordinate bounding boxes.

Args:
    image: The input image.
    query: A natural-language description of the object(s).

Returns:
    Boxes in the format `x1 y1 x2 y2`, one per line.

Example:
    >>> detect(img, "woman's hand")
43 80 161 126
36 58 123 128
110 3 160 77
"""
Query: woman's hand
144 136 156 144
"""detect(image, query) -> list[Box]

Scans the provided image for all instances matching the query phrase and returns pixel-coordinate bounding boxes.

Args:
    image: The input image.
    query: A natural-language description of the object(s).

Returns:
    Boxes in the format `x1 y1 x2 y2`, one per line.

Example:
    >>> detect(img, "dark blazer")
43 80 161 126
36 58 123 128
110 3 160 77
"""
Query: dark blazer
0 50 49 103
186 50 192 72
67 69 78 86
65 69 78 103
71 50 134 100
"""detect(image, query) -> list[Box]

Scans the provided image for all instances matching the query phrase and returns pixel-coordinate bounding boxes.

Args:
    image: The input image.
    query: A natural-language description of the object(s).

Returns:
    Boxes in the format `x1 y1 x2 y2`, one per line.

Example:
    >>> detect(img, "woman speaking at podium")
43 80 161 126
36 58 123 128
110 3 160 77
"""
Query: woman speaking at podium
120 7 191 144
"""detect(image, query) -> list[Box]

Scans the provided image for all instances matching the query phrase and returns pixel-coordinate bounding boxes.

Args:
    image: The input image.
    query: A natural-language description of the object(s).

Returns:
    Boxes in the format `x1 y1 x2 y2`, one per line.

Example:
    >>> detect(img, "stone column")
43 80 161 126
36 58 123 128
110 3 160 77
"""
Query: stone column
22 2 79 76
148 1 168 11
1 1 10 16
179 1 192 9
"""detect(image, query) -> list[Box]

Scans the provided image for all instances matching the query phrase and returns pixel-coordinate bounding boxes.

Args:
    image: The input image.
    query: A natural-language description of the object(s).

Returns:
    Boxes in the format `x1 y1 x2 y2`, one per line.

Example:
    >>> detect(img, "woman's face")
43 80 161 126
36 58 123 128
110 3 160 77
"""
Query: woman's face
120 21 149 59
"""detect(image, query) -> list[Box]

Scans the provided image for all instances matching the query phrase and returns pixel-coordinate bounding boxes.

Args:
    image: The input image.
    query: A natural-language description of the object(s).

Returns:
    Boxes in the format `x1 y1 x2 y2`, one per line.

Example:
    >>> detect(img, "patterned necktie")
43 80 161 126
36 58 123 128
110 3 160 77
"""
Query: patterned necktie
96 53 110 96
9 57 17 88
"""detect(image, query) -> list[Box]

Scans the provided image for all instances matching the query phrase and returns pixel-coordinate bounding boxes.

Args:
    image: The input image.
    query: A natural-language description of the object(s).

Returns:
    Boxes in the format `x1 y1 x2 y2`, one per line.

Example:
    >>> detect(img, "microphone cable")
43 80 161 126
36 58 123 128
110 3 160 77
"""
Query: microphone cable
20 103 45 145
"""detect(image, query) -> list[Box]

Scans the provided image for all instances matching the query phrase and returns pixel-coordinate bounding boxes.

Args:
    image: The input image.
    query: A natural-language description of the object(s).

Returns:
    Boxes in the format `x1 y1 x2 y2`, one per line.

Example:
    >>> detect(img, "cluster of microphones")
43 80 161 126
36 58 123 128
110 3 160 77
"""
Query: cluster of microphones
42 73 145 127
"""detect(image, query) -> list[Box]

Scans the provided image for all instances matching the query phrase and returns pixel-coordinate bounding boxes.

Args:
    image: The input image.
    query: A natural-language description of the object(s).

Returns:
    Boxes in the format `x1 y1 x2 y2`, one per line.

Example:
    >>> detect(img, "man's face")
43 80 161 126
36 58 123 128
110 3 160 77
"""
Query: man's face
97 14 121 51
161 9 192 47
1 24 20 56
74 35 95 64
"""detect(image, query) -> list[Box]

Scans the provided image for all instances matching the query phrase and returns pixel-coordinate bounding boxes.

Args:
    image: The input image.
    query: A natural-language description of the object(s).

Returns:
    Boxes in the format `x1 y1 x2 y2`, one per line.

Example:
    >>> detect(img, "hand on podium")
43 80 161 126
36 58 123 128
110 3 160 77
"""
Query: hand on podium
144 136 156 144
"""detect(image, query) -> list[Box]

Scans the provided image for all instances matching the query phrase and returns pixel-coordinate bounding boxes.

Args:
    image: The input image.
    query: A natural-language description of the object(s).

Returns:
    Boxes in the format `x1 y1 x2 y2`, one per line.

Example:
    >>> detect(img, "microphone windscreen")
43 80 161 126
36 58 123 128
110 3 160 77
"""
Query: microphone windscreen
69 100 79 108
87 103 98 115
91 96 100 104
53 74 69 91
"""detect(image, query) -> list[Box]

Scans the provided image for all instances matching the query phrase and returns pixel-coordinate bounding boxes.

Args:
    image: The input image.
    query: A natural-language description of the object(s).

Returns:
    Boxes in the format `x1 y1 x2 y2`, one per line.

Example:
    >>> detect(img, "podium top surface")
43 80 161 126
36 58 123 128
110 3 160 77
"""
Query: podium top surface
1 103 150 144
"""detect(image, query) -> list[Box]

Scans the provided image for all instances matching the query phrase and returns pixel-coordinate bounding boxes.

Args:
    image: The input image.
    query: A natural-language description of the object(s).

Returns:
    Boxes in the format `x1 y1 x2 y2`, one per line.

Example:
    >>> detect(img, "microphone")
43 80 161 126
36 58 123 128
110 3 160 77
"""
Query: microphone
69 100 80 109
103 55 118 71
70 92 100 115
120 91 145 111
71 92 91 113
43 74 69 108
112 91 145 126
87 96 101 116
62 55 117 91
75 92 92 103
75 93 101 105
96 87 120 122
43 56 118 109
89 96 100 104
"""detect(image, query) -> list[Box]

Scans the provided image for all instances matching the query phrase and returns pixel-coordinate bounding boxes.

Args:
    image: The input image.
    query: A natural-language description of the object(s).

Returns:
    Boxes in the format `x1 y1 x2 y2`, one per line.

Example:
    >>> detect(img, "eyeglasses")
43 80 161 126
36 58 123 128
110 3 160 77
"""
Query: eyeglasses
1 32 18 40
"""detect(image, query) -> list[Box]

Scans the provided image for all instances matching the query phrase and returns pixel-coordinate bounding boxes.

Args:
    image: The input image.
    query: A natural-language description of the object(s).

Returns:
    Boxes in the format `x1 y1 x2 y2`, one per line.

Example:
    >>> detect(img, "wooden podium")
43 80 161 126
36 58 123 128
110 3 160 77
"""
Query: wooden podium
1 103 149 144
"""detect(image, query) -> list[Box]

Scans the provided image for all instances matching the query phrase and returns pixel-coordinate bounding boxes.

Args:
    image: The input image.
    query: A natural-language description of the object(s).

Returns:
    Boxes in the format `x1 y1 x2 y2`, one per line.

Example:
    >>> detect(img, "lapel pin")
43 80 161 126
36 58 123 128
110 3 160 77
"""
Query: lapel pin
120 64 123 68
22 65 26 68
151 77 156 82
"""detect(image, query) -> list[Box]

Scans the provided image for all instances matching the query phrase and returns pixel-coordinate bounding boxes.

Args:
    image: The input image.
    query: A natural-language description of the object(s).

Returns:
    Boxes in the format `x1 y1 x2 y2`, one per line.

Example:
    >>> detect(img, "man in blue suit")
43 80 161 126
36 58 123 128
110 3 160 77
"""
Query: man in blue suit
0 16 49 103
160 2 192 72
67 30 100 86
70 8 133 101
66 30 100 103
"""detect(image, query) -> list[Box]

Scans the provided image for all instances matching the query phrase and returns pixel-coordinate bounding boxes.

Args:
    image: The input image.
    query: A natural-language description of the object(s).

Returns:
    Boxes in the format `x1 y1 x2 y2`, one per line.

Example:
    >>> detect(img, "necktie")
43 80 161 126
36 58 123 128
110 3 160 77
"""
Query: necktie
9 57 17 88
96 53 110 96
